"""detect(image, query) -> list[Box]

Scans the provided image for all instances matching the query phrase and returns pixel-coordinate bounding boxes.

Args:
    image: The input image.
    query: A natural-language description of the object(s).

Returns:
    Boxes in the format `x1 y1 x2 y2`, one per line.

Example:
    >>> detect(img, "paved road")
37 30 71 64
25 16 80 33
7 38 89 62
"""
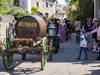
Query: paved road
0 34 100 75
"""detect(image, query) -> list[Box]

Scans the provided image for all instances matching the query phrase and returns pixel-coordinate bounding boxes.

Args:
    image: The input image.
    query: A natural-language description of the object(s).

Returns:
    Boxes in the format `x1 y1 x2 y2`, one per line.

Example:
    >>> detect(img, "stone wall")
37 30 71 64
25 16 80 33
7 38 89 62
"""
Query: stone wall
15 0 55 16
0 16 14 43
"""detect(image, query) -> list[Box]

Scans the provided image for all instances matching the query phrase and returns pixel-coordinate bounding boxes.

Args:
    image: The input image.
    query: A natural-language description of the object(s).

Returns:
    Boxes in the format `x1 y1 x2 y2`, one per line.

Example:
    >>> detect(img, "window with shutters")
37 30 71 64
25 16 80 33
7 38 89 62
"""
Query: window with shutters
46 2 48 8
36 2 39 7
50 3 53 7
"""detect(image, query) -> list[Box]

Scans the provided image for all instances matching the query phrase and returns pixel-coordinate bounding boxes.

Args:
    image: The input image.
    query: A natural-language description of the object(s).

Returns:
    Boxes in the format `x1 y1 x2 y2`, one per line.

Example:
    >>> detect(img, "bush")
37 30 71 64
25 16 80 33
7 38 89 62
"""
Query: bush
14 8 28 21
0 0 10 15
7 7 18 16
31 7 38 15
0 0 28 20
7 7 28 21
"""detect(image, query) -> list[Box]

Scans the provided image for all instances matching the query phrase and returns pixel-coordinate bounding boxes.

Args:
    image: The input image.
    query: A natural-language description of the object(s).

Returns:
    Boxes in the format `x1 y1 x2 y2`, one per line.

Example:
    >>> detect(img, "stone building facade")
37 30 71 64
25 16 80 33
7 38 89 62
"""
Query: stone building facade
13 0 56 17
0 16 14 42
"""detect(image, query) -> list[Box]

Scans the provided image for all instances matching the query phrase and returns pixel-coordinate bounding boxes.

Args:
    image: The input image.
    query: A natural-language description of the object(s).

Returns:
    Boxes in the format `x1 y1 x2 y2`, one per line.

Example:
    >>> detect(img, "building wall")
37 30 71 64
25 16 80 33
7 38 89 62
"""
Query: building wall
0 23 8 42
19 0 55 17
20 0 31 13
0 16 14 42
94 0 100 18
31 0 55 17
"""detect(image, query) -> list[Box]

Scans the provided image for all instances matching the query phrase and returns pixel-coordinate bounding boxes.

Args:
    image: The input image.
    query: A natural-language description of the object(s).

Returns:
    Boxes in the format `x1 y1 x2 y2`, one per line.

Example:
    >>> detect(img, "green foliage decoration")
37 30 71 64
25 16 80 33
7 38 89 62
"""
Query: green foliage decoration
7 7 28 20
31 6 39 15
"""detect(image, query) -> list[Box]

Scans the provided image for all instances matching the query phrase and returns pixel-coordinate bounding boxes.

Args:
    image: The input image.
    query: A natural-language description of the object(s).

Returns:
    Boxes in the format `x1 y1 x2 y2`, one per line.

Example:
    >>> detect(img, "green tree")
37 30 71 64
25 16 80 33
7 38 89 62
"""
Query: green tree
7 7 28 20
69 0 94 22
79 0 94 19
14 8 28 20
0 0 10 15
0 0 28 20
70 0 81 21
31 7 39 15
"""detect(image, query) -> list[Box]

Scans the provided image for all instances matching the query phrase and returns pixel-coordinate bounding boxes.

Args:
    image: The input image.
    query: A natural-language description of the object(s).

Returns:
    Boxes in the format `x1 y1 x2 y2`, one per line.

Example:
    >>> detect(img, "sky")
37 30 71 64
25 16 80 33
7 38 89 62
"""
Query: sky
57 0 66 5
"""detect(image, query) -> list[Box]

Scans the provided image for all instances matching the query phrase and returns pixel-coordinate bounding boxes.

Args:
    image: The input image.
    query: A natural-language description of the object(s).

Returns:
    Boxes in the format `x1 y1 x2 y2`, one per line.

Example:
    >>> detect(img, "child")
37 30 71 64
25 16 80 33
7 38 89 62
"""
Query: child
77 30 88 60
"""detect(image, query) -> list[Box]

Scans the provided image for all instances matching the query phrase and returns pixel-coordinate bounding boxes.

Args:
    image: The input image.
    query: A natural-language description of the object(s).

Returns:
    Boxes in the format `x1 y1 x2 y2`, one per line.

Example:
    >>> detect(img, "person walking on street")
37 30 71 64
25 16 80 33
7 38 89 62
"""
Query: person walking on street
58 19 66 42
88 20 100 60
77 30 88 60
83 17 93 51
65 19 72 40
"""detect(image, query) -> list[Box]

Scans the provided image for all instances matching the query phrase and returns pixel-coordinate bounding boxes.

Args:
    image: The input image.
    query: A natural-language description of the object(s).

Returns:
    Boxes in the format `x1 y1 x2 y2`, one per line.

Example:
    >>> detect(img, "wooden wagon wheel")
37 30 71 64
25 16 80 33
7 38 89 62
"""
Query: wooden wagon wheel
41 37 48 70
2 38 13 70
3 38 11 49
3 52 13 69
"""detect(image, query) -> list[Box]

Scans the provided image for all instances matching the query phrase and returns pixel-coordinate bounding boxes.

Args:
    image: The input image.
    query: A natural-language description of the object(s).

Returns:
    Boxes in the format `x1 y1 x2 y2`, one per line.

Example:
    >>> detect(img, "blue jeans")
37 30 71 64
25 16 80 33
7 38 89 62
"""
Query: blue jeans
78 47 87 59
98 48 100 57
87 34 93 50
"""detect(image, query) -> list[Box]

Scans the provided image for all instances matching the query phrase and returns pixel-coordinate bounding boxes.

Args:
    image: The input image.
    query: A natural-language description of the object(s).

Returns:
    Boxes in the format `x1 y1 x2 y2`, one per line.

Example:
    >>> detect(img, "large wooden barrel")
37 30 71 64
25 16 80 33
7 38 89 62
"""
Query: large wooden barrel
15 15 46 39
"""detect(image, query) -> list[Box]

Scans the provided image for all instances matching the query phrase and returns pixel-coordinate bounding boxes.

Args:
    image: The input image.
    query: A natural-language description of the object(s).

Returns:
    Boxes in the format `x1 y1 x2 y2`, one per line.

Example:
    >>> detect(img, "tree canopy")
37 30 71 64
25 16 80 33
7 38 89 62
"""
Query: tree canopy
68 0 94 22
0 0 28 20
0 0 10 15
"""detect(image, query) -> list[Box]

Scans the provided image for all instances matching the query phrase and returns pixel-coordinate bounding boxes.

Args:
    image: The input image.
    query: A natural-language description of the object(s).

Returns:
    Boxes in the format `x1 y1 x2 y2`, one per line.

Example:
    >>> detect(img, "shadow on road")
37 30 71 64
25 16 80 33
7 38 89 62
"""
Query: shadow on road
0 54 42 75
0 67 41 75
12 67 41 75
85 69 100 75
84 65 100 75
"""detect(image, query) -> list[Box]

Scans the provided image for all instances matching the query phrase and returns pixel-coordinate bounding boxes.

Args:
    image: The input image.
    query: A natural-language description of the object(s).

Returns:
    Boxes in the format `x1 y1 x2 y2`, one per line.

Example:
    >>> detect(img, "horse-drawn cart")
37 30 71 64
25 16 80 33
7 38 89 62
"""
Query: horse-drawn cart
0 15 50 70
